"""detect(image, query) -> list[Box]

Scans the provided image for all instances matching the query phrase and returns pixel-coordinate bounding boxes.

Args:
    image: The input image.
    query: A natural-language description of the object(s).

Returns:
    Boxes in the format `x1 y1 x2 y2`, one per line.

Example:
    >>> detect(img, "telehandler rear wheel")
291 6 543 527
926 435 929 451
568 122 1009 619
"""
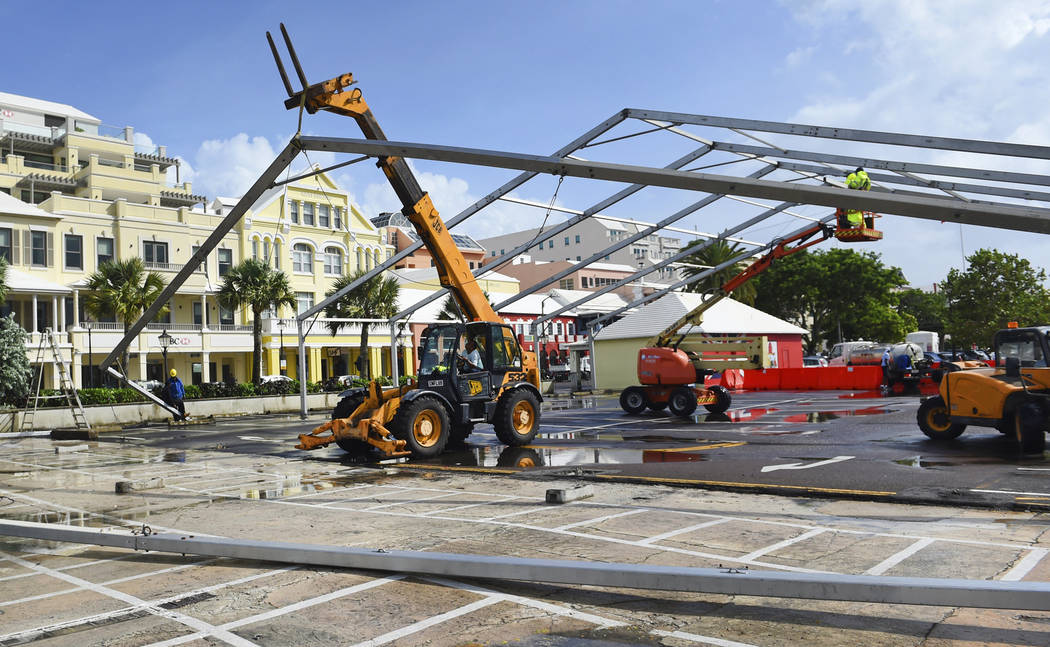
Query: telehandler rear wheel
332 395 371 454
494 389 540 446
390 396 450 458
917 396 966 441
1014 402 1046 456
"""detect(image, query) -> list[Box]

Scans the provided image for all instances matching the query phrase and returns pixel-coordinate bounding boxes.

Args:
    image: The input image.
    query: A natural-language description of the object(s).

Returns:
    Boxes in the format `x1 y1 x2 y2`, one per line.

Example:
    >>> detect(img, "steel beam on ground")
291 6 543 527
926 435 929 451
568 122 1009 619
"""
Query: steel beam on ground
2 520 1049 610
101 141 302 372
298 137 1050 234
624 109 1050 160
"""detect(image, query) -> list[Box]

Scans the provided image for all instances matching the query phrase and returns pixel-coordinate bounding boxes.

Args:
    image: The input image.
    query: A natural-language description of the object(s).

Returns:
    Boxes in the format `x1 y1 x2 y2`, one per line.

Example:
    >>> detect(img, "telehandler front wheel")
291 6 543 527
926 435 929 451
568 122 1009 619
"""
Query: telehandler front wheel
917 396 966 441
494 389 540 446
332 395 371 454
390 396 450 458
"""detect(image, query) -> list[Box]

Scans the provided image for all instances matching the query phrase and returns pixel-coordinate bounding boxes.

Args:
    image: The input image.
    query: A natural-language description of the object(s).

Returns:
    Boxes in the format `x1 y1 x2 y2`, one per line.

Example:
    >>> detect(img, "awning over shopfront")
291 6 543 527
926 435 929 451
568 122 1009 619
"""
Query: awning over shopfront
4 267 72 295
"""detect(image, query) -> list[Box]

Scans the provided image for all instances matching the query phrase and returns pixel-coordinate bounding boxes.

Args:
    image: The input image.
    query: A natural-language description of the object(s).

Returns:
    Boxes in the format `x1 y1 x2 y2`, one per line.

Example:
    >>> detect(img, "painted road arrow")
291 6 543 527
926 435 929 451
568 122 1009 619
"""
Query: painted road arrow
761 455 855 473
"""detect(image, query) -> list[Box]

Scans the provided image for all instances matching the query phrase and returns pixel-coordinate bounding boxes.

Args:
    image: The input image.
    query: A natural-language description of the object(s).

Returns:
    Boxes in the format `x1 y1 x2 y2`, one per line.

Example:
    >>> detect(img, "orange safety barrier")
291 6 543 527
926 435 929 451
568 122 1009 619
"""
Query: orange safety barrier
739 366 883 390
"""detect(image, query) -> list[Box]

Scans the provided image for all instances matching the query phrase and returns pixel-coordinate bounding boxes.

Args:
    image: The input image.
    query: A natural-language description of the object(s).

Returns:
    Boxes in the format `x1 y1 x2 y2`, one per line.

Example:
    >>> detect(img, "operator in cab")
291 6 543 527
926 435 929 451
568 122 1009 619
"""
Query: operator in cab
458 337 484 373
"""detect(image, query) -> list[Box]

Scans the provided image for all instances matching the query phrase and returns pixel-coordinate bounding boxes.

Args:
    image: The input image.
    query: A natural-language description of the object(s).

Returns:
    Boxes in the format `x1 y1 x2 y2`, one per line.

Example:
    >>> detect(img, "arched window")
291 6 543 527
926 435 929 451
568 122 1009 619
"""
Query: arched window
373 249 381 267
323 246 343 275
356 248 363 271
292 243 313 273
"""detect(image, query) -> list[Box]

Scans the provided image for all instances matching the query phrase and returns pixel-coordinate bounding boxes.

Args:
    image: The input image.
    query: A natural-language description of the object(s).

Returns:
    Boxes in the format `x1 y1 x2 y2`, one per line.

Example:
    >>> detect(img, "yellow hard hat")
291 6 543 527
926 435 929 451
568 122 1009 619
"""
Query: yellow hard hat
170 369 177 377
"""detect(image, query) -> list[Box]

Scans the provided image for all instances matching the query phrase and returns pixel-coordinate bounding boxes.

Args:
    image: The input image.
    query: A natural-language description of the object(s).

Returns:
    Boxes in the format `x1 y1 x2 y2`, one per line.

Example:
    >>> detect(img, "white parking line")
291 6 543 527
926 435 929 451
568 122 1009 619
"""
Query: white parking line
738 528 828 562
651 628 759 646
637 518 730 545
144 575 405 647
865 538 935 575
363 492 463 510
552 508 646 531
0 550 258 647
1002 548 1049 581
350 597 502 647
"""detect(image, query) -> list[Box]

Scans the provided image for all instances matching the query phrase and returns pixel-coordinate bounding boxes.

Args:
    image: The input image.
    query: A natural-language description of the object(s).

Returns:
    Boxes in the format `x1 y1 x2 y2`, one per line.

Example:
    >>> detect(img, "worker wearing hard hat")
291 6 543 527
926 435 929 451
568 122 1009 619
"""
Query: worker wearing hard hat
844 167 871 228
165 368 186 421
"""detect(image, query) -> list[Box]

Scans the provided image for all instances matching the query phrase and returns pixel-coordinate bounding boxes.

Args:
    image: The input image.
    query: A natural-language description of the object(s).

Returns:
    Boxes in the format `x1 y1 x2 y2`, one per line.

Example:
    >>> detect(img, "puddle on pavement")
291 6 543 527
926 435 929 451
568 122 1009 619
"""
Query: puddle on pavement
893 456 959 468
546 397 600 411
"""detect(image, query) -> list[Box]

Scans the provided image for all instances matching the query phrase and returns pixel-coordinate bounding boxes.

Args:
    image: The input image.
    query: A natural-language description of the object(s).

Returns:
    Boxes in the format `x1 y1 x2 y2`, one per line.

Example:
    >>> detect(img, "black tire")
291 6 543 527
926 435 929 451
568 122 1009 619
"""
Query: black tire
494 389 541 446
917 396 966 441
1015 402 1046 456
389 396 450 458
646 401 668 412
703 385 732 414
332 395 371 454
619 386 648 415
496 446 543 468
668 386 698 418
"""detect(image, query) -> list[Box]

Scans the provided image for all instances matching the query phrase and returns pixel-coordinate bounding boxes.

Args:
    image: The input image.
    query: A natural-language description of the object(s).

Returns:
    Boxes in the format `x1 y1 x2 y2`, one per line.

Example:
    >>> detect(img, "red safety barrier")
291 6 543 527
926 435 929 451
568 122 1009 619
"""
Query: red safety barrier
739 366 883 390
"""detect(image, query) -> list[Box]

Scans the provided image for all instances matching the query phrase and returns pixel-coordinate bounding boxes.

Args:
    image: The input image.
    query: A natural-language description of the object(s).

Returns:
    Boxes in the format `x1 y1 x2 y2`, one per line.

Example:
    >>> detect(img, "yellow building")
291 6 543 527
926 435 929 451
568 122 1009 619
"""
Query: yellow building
0 91 398 388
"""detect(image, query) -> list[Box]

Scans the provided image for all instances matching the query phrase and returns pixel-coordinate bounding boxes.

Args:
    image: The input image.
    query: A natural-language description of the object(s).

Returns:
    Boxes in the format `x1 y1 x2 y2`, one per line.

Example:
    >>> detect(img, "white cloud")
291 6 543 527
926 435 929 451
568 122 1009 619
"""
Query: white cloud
784 46 815 69
185 133 278 199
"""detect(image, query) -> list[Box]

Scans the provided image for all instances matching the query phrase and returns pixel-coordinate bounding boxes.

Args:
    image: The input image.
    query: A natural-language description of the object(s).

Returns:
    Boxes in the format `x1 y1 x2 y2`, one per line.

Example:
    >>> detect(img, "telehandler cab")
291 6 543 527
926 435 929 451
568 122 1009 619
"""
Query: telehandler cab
264 25 542 459
917 324 1050 454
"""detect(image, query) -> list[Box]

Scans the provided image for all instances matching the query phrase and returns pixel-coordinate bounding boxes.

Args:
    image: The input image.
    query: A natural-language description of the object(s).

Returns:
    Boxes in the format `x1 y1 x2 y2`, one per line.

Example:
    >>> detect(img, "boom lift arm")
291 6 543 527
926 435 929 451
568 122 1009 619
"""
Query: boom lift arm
648 222 835 348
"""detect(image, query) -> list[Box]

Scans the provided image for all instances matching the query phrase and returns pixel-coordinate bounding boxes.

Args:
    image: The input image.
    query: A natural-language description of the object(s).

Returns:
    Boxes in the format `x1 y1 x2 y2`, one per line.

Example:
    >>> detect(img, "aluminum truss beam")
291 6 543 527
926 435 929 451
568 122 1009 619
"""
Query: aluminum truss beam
100 141 302 373
298 137 1050 234
3 520 1048 610
533 204 810 326
295 111 630 323
624 109 1050 160
385 143 718 323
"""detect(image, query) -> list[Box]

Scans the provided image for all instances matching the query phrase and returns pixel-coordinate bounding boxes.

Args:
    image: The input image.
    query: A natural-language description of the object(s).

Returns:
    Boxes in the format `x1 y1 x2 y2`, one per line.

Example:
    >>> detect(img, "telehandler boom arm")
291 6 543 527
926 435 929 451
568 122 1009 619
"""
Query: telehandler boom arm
269 25 498 324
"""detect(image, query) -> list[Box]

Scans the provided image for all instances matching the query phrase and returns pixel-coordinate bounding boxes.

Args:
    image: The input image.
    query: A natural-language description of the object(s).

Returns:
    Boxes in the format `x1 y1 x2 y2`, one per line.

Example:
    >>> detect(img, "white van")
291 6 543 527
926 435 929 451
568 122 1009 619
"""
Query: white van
827 341 880 366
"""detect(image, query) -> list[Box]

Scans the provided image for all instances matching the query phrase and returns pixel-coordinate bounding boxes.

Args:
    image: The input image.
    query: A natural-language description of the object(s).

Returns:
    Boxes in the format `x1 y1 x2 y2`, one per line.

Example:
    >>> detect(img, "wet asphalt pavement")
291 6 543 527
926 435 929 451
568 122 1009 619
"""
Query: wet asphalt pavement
108 389 1050 510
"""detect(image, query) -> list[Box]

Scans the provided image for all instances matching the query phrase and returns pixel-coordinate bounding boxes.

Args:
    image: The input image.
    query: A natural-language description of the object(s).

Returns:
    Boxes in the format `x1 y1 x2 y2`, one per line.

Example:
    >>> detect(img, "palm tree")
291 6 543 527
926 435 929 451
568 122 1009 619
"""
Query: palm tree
217 259 296 384
680 239 757 305
83 258 167 373
0 257 7 303
324 269 400 381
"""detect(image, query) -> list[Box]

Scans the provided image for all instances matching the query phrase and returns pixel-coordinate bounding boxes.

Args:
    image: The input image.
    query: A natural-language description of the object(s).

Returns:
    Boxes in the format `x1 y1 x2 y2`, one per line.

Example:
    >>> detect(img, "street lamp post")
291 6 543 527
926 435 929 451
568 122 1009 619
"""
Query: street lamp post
277 319 287 375
159 330 173 381
85 321 93 388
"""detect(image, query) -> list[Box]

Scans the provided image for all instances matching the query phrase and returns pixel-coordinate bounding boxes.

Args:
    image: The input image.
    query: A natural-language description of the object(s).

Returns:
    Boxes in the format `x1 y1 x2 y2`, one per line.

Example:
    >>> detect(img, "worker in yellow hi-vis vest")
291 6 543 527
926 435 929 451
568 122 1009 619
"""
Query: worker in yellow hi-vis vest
844 167 871 228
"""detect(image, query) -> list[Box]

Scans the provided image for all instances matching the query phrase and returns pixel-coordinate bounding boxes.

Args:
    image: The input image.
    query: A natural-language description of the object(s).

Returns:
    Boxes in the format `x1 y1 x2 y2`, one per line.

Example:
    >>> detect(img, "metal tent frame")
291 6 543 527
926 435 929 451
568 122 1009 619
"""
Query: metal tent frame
100 110 1050 417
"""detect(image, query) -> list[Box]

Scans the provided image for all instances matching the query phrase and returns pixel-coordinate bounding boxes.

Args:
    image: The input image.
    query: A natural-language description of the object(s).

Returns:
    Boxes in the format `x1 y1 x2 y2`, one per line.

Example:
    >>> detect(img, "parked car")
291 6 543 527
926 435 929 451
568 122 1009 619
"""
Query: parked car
260 375 292 384
803 356 828 367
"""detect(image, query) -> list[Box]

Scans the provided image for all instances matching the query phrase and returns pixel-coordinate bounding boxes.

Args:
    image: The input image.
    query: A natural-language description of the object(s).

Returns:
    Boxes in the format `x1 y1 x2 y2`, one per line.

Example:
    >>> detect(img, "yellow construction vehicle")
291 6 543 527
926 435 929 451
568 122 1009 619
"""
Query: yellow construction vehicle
268 26 542 458
917 324 1050 454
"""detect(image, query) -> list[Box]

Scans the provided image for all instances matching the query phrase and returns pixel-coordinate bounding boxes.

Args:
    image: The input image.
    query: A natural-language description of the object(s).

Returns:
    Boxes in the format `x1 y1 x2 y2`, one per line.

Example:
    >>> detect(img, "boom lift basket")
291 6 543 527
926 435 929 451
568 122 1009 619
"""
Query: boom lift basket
833 209 883 242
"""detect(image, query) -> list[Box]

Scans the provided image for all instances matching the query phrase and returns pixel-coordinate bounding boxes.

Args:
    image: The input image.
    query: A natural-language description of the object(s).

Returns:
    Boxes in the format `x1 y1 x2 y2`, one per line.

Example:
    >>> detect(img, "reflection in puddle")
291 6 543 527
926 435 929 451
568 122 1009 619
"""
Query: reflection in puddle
546 397 599 411
893 456 957 468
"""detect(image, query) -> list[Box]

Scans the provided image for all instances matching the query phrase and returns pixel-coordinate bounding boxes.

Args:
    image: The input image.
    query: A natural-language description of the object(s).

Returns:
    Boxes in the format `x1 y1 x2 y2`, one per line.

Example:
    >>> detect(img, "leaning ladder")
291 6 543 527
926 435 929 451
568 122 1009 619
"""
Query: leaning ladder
20 329 91 433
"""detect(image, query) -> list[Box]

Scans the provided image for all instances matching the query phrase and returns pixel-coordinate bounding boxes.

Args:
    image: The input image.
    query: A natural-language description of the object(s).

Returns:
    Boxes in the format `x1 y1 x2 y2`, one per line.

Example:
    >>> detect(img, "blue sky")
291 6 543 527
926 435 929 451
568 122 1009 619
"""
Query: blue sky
6 1 1050 287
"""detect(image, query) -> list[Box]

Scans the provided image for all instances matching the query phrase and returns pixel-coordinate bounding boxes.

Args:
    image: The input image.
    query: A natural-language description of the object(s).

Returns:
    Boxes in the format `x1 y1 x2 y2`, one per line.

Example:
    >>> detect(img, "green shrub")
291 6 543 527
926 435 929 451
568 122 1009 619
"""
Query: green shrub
233 382 256 397
184 384 202 400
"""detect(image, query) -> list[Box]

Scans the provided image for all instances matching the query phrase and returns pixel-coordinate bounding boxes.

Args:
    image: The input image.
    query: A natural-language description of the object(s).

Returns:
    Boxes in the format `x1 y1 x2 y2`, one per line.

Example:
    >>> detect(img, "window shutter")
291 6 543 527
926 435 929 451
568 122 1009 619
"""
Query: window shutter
22 230 30 265
11 229 18 265
46 232 54 267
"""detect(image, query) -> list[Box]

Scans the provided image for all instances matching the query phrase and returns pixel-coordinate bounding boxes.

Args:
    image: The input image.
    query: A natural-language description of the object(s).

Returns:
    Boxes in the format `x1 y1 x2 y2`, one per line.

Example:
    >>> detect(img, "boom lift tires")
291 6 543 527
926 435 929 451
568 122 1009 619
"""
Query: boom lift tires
494 389 541 446
390 396 451 458
917 396 966 441
668 387 699 417
703 385 732 414
620 387 648 415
